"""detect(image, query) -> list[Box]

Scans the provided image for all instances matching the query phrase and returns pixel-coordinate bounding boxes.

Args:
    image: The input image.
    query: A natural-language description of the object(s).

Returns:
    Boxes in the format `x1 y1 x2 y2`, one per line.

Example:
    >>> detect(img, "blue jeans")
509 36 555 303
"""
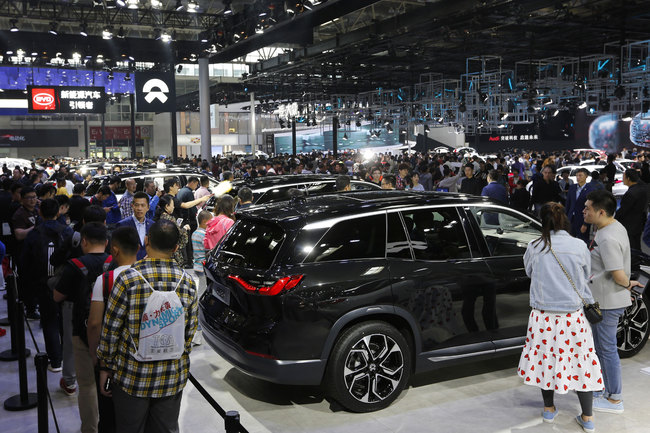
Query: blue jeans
591 307 625 400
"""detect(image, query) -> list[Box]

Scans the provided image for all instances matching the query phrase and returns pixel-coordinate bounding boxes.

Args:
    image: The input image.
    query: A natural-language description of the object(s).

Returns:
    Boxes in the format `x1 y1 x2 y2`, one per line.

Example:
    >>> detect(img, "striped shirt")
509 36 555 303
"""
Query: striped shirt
191 228 206 273
97 258 198 398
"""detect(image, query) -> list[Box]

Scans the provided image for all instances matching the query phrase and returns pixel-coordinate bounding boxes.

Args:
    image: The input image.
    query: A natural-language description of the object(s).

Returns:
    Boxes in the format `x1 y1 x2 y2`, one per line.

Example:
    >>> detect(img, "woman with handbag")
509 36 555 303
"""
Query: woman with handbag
518 202 603 433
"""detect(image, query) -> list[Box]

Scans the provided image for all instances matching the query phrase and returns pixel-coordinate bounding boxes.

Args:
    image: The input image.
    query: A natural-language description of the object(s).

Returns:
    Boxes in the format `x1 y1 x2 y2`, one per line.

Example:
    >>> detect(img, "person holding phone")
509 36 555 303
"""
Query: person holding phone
154 195 188 267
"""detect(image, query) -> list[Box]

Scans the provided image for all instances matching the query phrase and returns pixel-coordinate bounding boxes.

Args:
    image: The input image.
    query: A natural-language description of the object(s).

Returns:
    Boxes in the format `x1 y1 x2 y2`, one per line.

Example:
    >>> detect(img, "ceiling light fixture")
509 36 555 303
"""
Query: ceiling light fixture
80 22 88 36
116 0 126 7
150 0 162 8
622 111 633 121
223 0 232 14
102 27 113 39
126 0 139 9
10 20 18 32
175 0 183 11
342 133 348 140
578 101 587 109
187 0 198 12
160 30 172 43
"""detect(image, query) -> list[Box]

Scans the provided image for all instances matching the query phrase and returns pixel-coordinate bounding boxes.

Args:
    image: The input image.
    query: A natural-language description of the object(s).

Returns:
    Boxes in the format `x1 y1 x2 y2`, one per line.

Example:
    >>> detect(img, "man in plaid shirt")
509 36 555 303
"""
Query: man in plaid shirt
117 179 136 219
97 219 198 433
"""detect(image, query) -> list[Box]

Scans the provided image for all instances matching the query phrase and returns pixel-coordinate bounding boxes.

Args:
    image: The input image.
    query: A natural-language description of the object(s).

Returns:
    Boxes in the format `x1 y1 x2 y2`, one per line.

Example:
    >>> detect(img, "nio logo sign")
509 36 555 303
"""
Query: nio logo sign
142 79 169 104
33 93 55 106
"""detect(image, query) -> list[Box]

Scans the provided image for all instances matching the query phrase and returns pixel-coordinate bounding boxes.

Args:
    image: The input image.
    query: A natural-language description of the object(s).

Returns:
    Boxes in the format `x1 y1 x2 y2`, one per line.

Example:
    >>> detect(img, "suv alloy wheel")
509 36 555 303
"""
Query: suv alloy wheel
326 321 412 412
617 293 650 358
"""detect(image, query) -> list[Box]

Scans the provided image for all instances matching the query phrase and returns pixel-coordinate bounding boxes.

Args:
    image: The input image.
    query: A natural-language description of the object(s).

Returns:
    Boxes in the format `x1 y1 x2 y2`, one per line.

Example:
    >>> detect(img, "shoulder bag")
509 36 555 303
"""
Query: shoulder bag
549 246 603 324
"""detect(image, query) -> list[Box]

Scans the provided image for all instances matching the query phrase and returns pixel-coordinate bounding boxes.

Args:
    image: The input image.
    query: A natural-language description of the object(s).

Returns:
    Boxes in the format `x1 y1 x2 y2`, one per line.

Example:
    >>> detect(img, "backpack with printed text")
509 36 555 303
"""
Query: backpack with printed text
130 269 187 362
69 255 113 345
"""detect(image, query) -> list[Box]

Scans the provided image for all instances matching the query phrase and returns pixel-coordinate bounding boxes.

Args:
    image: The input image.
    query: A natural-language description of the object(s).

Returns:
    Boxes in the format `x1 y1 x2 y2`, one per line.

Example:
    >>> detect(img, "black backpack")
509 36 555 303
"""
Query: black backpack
69 255 113 345
31 223 66 286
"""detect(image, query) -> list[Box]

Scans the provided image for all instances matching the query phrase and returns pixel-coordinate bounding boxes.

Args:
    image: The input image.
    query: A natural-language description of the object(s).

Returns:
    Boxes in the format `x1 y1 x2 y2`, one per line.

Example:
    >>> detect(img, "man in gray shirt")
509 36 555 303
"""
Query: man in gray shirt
583 190 642 414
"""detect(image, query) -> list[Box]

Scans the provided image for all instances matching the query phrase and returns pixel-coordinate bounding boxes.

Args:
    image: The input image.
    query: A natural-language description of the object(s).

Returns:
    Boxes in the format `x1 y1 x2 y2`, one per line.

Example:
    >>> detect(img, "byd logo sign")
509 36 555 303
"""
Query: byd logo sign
31 89 56 110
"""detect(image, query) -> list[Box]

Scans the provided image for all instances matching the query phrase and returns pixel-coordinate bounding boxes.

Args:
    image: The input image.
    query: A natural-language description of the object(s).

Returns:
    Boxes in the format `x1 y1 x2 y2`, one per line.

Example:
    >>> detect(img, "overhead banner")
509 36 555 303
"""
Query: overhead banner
0 129 78 147
27 86 106 114
135 70 176 112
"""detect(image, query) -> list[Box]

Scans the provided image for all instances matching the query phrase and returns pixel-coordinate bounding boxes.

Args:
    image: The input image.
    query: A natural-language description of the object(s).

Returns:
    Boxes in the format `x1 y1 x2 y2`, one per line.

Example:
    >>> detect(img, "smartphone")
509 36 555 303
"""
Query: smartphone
632 271 648 296
104 376 112 392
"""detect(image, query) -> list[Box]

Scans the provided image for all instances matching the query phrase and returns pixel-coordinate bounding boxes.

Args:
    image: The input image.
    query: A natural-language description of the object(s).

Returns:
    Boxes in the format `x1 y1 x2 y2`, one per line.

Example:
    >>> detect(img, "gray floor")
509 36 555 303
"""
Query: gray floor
2 299 650 433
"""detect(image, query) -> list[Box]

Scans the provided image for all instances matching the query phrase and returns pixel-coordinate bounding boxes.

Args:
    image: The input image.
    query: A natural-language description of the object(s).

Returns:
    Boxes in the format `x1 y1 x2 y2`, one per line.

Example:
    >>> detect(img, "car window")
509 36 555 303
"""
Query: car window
216 219 285 270
400 207 470 261
256 185 306 204
304 182 336 195
387 212 412 259
304 214 386 263
467 206 540 257
351 182 378 191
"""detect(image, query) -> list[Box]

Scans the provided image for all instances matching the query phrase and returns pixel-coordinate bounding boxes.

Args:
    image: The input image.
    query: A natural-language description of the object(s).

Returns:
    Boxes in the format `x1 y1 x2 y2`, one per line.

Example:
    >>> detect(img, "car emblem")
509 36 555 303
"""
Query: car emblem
142 79 169 104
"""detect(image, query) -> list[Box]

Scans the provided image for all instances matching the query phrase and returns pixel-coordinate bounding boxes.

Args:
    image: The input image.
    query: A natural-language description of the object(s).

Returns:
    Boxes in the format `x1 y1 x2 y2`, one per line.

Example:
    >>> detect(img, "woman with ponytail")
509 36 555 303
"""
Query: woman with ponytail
517 202 603 432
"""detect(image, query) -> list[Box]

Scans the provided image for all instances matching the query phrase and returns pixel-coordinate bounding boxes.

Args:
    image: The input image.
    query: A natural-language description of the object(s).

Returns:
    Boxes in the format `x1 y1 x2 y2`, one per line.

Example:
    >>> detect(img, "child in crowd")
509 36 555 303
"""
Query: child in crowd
191 210 213 345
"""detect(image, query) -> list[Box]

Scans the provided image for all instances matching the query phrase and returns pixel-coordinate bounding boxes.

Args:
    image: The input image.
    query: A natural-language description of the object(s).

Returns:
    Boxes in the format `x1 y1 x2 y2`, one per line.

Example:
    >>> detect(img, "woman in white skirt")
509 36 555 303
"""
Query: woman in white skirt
517 202 603 432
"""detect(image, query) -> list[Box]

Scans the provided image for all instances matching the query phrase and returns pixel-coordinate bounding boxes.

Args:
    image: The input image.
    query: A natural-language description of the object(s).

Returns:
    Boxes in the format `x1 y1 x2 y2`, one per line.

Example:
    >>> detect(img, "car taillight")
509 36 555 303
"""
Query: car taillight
228 275 304 296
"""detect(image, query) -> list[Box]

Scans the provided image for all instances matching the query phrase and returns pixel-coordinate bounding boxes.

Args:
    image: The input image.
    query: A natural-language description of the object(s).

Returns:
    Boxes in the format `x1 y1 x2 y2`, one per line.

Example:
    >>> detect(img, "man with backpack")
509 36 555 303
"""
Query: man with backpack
21 198 73 372
53 223 112 433
97 219 198 433
86 226 140 433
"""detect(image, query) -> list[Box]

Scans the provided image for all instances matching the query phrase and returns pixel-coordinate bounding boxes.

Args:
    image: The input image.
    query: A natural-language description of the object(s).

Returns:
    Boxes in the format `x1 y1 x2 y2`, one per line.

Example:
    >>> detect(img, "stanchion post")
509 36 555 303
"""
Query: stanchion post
35 352 49 433
3 300 38 411
224 411 240 433
0 275 31 362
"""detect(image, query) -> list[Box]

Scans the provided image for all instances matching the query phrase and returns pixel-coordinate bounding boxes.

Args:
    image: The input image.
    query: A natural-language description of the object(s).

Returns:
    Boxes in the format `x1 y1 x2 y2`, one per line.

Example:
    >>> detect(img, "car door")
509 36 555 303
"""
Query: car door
463 205 541 351
386 206 496 367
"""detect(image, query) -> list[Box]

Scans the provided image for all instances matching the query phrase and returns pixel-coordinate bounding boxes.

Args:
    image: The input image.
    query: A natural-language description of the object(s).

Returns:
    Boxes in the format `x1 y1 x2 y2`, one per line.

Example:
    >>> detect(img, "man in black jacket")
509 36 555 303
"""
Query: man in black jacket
530 165 562 215
460 163 484 196
616 169 648 250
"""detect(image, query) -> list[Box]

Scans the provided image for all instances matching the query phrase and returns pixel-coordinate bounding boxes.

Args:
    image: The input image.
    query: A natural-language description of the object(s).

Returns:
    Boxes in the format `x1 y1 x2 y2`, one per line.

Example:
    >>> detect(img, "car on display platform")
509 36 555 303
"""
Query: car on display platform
84 169 220 202
200 190 650 412
205 174 381 208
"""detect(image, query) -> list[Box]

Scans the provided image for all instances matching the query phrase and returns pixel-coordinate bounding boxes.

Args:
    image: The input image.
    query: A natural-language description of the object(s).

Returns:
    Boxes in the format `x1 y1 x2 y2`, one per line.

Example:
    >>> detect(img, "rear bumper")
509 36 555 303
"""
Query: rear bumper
199 312 326 386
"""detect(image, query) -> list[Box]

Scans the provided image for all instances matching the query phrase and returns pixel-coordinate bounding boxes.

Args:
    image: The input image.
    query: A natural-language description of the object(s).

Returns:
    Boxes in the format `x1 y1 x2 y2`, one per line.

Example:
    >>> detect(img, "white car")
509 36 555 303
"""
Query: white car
454 146 478 157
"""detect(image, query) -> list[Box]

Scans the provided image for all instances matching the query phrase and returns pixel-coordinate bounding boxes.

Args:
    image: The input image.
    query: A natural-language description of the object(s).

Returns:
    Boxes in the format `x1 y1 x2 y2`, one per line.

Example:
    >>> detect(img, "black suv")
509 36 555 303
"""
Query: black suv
207 174 380 207
200 191 649 412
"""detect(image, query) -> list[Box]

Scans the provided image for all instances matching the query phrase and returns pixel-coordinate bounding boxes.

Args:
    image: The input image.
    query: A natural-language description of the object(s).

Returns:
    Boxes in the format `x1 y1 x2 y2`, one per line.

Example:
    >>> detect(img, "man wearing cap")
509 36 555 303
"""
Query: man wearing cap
460 163 485 196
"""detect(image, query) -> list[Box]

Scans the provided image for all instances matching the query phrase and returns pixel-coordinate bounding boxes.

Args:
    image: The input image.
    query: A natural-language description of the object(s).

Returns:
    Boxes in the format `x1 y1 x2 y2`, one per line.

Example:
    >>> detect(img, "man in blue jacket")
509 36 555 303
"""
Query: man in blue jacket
103 176 122 226
566 168 597 243
115 192 153 261
481 169 508 204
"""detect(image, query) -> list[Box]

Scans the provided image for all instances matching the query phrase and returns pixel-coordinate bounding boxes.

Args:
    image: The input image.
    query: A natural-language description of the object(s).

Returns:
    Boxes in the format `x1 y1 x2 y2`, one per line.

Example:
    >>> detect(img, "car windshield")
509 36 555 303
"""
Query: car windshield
216 219 285 269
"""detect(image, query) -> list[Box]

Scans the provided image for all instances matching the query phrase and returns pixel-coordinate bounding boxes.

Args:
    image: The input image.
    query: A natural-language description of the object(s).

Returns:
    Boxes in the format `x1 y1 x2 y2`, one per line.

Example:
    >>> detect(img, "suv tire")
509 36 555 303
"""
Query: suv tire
325 321 412 412
617 293 650 358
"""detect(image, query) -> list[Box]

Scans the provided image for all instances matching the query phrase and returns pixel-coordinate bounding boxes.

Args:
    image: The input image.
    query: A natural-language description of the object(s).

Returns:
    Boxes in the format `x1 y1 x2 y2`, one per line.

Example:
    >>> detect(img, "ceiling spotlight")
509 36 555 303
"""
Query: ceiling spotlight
578 101 587 109
342 133 348 141
126 0 139 9
80 22 88 36
116 0 126 7
49 22 58 35
108 71 114 80
255 24 264 34
424 125 430 133
175 0 183 11
102 27 113 39
150 0 162 7
105 0 116 7
124 72 131 81
552 109 559 117
96 55 104 64
199 31 209 43
223 0 232 14
622 111 633 121
500 112 508 120
117 27 125 38
93 0 103 6
10 20 18 32
458 102 466 113
187 0 198 12
160 30 172 43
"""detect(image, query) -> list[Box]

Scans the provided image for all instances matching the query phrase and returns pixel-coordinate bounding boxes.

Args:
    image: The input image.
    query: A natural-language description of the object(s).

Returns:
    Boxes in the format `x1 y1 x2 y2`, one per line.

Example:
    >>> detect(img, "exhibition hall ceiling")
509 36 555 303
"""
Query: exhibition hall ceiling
2 0 650 101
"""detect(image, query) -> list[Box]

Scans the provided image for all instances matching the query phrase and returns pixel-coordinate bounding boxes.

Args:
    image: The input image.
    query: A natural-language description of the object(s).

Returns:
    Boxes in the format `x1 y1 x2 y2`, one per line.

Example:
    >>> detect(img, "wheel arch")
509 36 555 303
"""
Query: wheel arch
319 305 421 373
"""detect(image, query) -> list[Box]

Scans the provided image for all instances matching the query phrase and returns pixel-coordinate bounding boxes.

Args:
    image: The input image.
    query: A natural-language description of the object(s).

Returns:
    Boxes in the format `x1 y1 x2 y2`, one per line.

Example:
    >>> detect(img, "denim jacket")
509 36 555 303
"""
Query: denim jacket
524 230 594 312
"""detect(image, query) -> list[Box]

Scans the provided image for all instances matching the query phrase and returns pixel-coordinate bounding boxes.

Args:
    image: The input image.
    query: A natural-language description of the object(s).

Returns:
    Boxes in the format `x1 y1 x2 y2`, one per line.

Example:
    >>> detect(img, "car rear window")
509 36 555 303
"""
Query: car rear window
216 219 285 269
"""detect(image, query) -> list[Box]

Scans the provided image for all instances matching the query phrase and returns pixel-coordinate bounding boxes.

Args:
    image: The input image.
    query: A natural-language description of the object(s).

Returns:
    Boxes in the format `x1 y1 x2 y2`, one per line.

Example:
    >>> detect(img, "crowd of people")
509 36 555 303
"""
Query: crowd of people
0 145 648 432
